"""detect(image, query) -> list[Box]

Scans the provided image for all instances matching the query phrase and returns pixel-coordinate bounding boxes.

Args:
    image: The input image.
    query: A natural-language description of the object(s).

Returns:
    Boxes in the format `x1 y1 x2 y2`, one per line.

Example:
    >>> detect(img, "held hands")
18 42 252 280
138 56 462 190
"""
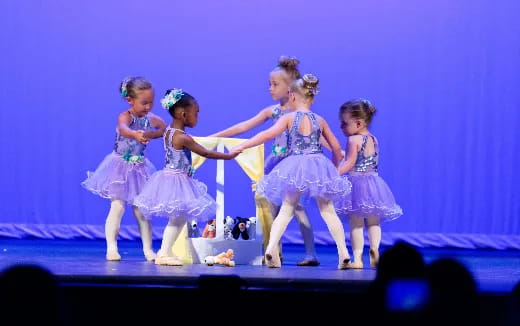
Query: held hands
230 145 244 157
225 147 241 160
134 130 150 145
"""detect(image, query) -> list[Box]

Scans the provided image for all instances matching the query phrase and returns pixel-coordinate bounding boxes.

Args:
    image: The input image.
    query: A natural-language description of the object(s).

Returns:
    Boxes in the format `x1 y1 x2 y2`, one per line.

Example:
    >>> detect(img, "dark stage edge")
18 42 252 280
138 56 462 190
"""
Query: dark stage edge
1 238 519 294
1 239 519 326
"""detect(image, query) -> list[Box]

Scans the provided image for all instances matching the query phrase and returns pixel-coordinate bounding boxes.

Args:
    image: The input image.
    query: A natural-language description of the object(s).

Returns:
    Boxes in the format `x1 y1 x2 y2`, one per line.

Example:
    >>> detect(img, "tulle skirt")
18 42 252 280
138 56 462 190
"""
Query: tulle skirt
81 152 156 204
264 153 285 174
335 172 402 221
257 153 351 206
133 169 216 222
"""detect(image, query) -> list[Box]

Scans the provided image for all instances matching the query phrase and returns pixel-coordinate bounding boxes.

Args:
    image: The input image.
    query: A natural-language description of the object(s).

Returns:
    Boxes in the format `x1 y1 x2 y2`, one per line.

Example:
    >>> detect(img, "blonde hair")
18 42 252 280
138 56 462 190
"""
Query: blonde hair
290 73 319 99
272 55 301 82
119 76 152 99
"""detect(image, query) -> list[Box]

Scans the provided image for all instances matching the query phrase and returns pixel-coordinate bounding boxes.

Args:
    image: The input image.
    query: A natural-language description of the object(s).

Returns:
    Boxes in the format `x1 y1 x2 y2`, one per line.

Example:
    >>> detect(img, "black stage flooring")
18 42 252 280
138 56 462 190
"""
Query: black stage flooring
1 239 519 325
1 239 518 293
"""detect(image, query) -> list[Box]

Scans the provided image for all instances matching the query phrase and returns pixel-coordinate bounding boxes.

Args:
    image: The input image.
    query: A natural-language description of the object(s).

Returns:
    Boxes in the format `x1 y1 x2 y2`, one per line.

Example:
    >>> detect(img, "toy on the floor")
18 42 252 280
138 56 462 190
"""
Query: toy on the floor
204 249 235 267
223 216 235 240
202 219 216 238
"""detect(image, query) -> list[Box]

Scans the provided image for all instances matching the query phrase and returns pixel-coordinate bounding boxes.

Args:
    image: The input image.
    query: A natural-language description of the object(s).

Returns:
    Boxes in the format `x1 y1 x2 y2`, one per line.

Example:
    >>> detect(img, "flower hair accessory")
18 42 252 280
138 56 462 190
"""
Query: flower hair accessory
362 99 371 105
121 77 131 98
161 88 184 110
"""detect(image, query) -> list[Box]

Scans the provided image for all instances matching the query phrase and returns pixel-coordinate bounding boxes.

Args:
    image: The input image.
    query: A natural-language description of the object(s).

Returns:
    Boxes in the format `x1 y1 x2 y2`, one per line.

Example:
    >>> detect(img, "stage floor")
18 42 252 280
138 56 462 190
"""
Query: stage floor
0 238 519 294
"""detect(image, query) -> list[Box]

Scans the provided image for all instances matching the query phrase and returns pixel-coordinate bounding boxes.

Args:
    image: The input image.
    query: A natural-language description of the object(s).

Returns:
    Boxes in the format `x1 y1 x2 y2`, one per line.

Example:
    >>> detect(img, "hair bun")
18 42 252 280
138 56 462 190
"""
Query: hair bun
301 74 319 96
278 55 300 70
361 99 377 115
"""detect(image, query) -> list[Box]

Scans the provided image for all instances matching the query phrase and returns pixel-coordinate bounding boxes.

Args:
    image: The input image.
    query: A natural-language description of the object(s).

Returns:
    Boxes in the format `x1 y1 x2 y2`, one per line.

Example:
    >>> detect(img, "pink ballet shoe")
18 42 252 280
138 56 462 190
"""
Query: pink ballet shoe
106 250 121 261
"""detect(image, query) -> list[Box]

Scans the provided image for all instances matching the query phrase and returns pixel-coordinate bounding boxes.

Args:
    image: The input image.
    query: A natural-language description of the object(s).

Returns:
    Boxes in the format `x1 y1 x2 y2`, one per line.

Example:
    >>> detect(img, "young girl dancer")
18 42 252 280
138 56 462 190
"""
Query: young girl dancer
134 89 238 265
211 56 321 266
232 74 352 269
336 99 403 268
82 76 166 261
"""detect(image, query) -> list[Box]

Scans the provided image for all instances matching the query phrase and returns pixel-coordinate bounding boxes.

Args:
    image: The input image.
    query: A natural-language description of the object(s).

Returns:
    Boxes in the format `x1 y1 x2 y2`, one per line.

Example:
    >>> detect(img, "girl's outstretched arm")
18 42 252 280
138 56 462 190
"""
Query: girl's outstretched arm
143 113 167 139
320 136 332 152
180 134 238 160
232 114 291 153
338 135 361 175
117 111 148 144
320 118 344 167
209 106 274 137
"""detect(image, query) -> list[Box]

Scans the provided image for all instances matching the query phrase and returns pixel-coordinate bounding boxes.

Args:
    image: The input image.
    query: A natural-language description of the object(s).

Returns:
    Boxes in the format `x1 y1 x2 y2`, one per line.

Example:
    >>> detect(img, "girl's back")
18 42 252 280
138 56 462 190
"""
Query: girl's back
286 111 323 155
162 126 192 172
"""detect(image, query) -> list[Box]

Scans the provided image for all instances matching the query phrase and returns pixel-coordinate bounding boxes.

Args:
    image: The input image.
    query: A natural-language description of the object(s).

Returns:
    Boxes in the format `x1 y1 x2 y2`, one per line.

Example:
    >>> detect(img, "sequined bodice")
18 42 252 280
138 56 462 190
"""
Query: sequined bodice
113 113 151 157
353 135 378 172
287 112 323 155
270 106 291 157
163 127 192 172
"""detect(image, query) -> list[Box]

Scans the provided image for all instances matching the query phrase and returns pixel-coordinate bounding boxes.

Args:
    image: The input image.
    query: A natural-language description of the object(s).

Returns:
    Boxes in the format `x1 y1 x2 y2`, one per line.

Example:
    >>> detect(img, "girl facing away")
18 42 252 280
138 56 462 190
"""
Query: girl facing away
134 89 238 266
82 76 166 261
232 74 352 269
210 56 322 266
336 99 403 269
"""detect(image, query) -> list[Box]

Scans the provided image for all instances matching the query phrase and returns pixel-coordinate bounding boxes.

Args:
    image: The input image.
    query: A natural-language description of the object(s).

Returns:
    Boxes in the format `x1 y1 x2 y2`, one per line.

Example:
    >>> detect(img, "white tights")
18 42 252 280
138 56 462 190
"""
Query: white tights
271 202 317 259
105 199 155 257
157 216 186 257
266 194 349 264
349 216 381 264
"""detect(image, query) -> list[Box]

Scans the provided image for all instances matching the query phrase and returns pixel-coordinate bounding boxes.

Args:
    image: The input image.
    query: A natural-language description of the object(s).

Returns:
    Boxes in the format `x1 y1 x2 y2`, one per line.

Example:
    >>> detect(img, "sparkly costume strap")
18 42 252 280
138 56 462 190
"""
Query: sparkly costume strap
360 135 368 153
290 112 320 133
371 135 379 153
164 126 185 150
307 112 320 131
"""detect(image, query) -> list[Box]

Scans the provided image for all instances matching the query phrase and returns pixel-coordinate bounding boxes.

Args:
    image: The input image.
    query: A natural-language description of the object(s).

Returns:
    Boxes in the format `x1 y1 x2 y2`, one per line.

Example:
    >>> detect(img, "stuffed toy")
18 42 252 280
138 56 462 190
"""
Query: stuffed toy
246 217 256 240
223 216 235 240
187 220 200 238
202 219 216 238
204 249 235 267
232 217 250 240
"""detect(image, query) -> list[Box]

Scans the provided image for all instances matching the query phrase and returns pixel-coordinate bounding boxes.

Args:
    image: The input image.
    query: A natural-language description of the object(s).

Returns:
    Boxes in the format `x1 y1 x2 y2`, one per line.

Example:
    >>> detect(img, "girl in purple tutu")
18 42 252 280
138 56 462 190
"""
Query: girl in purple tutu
336 99 403 269
232 74 352 269
82 76 167 261
210 56 322 266
134 89 238 266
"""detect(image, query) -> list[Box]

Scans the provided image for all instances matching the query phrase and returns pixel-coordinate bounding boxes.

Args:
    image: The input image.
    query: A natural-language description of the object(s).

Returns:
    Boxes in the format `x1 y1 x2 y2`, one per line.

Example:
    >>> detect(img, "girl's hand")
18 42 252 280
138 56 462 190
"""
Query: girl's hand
227 150 240 159
134 130 149 144
231 146 244 155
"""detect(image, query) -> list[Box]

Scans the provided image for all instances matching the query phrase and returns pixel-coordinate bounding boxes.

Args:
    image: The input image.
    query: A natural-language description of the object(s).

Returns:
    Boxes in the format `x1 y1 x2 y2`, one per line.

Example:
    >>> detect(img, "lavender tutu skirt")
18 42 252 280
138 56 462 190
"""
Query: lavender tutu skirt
133 169 216 222
335 172 402 221
257 153 351 205
264 153 285 174
81 152 156 204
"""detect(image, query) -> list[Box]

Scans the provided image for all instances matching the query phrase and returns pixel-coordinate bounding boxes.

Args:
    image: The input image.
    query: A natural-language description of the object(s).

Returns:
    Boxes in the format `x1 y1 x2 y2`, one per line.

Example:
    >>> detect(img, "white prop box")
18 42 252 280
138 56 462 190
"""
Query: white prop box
176 138 264 265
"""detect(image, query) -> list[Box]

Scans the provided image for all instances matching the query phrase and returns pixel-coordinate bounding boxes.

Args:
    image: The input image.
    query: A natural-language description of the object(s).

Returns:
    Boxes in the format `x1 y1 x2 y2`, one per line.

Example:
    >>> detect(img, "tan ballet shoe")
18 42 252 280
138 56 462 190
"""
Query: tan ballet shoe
106 250 121 261
155 255 183 266
297 258 320 266
265 253 281 268
347 261 364 269
144 250 156 262
337 257 351 270
369 248 379 268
